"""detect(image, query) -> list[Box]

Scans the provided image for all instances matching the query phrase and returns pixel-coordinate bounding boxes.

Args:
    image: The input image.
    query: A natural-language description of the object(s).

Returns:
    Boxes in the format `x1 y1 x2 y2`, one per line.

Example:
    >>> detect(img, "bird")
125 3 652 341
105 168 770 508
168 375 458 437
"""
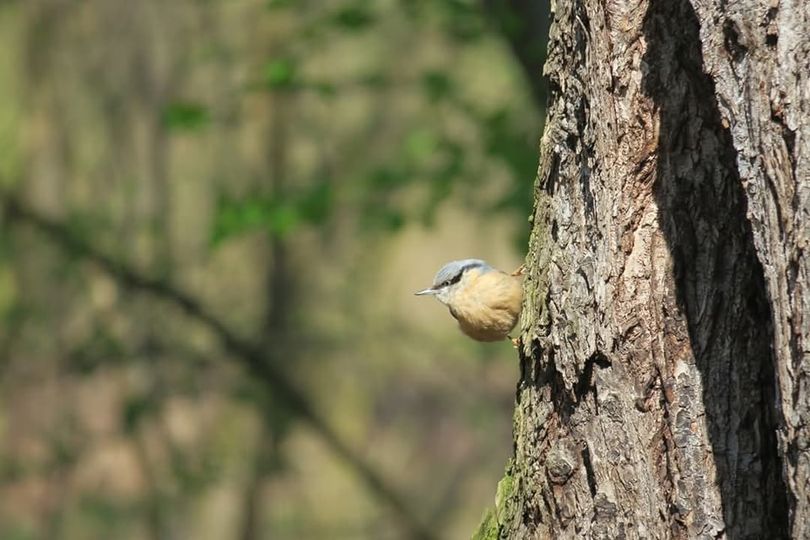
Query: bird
415 259 525 342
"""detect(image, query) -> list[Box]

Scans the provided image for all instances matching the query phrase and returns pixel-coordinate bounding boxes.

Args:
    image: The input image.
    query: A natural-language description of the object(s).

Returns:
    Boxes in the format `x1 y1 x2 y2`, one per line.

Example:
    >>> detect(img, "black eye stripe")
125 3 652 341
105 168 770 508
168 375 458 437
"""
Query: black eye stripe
438 263 481 288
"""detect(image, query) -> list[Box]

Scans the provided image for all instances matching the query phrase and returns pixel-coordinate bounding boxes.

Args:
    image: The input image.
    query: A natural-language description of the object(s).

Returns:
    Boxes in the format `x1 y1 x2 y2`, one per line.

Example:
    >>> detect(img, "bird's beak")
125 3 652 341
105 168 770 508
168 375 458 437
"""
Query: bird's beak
414 287 437 296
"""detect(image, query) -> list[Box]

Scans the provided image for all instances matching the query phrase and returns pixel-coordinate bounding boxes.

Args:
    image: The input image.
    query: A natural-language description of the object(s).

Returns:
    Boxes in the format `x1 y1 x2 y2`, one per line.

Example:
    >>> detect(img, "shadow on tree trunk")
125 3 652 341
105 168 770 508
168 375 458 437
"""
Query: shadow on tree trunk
642 0 789 537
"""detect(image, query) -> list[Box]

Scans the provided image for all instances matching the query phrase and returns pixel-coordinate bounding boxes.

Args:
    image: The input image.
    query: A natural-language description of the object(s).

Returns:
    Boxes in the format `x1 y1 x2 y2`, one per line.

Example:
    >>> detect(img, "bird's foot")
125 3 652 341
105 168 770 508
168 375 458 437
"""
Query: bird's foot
509 335 520 348
511 263 527 277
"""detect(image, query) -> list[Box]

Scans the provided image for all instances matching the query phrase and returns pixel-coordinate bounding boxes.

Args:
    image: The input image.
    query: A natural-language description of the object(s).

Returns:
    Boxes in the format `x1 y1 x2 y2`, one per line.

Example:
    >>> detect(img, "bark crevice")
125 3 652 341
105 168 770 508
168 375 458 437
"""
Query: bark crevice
642 0 789 536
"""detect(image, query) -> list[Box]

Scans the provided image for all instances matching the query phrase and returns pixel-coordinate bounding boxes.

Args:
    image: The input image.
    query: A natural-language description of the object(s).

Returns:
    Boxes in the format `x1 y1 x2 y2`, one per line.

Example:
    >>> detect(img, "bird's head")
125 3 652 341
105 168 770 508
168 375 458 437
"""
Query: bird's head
414 259 492 306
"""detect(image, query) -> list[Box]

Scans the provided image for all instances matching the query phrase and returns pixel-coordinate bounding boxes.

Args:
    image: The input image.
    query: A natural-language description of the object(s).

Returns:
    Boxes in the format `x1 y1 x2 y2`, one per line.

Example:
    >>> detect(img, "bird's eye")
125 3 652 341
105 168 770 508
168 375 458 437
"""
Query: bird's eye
441 280 451 287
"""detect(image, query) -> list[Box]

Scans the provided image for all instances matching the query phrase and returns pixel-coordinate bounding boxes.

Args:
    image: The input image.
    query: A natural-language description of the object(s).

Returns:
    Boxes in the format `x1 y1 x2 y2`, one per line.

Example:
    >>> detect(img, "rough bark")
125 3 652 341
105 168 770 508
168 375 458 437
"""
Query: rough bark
687 1 810 536
476 0 807 537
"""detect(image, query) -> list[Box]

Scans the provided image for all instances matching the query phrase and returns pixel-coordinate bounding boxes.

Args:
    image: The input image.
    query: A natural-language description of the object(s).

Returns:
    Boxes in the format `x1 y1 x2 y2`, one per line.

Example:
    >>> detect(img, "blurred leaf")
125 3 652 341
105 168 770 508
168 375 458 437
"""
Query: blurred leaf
434 141 463 187
78 495 133 532
483 110 536 173
438 0 485 42
211 197 267 246
50 425 80 467
405 129 439 161
358 72 389 89
368 166 409 189
231 379 265 407
421 71 455 102
470 108 539 249
362 207 405 232
264 58 298 90
211 186 335 246
380 210 405 231
487 0 526 40
398 0 424 20
162 102 210 131
421 140 463 224
68 327 127 374
66 209 114 243
261 397 296 446
332 4 375 31
123 395 158 433
311 81 337 98
358 165 411 232
172 448 222 494
482 109 538 212
298 181 333 224
266 203 300 236
0 238 15 322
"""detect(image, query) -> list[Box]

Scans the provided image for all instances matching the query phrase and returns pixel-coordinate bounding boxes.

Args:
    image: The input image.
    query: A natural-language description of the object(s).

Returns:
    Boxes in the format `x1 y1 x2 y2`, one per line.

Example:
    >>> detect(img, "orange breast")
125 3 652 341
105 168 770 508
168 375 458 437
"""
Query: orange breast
450 270 523 342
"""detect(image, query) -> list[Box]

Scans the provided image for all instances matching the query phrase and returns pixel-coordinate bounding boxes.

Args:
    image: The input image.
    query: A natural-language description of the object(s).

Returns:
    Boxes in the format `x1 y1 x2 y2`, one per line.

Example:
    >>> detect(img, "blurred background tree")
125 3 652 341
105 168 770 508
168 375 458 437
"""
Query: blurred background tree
0 0 547 538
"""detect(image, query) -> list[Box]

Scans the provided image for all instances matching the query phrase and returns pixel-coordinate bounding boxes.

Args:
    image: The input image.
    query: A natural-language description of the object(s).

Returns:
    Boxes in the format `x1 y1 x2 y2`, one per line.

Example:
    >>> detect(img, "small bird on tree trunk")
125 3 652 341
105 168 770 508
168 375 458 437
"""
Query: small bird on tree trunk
415 259 524 343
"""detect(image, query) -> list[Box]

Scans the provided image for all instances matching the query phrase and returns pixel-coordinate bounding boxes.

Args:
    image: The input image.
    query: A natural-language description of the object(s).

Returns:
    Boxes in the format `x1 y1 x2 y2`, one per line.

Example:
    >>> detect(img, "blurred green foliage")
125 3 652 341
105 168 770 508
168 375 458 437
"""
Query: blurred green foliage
332 4 375 30
0 0 547 537
211 181 332 245
162 102 211 131
203 0 542 250
264 58 299 90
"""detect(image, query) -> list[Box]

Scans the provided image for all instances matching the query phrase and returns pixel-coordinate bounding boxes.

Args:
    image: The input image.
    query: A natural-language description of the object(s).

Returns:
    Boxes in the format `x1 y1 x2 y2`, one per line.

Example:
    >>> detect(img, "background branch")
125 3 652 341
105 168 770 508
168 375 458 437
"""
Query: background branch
0 193 435 540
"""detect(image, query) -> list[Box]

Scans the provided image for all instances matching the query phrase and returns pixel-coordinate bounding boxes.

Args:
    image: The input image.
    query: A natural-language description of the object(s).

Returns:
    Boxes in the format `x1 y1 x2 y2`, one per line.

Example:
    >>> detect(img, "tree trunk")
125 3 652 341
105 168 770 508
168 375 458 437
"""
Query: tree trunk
477 0 808 538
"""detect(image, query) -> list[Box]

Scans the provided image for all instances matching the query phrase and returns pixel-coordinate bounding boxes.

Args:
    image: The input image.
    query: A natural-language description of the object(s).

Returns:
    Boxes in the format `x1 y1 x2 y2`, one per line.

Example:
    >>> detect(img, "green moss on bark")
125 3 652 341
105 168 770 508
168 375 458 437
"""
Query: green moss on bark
471 460 517 539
